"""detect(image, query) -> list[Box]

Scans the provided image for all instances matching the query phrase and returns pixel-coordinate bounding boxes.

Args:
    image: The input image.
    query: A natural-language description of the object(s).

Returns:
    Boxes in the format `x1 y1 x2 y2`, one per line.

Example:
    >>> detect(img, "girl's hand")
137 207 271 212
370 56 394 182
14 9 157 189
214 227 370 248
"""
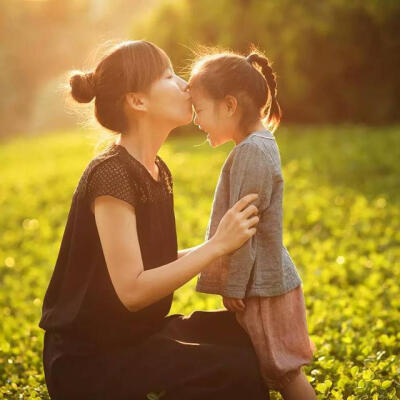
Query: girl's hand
210 193 259 256
223 296 246 312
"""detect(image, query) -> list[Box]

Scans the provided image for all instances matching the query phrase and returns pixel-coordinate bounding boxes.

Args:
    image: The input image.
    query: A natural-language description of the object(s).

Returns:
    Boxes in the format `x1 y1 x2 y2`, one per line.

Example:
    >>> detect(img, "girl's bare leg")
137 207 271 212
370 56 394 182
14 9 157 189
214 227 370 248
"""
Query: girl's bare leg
279 369 317 400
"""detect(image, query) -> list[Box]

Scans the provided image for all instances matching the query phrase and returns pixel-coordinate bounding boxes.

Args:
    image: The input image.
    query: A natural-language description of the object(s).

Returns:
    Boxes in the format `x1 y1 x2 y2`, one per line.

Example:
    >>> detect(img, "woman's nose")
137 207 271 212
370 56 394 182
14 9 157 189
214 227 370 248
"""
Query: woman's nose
176 75 190 92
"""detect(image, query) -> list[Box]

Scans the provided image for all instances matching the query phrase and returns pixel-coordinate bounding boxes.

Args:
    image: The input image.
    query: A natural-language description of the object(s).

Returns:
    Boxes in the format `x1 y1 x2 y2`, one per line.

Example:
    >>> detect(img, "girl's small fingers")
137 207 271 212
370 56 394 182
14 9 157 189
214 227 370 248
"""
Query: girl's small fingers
233 299 245 311
223 299 233 312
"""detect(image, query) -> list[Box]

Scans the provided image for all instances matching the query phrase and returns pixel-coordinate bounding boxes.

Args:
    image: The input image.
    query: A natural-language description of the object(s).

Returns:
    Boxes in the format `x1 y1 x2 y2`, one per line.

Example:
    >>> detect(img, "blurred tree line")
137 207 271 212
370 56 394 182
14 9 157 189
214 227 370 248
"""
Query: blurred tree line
1 0 398 138
0 0 159 138
132 0 400 125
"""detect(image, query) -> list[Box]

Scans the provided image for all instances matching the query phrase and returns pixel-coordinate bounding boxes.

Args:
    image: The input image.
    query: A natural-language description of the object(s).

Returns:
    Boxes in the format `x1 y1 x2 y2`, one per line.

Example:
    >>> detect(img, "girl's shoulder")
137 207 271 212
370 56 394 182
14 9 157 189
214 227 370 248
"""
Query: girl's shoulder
237 130 277 152
232 130 280 166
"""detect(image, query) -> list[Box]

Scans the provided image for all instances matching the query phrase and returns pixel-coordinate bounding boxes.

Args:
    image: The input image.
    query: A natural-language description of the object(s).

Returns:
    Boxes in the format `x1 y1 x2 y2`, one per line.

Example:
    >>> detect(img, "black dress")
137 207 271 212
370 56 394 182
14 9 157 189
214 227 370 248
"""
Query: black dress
39 142 270 400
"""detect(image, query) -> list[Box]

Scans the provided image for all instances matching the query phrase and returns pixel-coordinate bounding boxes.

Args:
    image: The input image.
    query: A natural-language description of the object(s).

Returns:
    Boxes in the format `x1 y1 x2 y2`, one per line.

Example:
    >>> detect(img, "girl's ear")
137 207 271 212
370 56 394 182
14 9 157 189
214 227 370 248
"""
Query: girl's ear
125 92 148 112
224 95 238 116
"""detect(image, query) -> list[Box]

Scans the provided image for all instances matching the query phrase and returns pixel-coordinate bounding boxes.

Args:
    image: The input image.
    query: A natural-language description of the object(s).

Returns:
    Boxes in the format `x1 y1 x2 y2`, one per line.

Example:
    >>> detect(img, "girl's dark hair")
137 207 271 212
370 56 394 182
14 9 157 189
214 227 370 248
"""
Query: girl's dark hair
189 47 282 133
69 40 172 134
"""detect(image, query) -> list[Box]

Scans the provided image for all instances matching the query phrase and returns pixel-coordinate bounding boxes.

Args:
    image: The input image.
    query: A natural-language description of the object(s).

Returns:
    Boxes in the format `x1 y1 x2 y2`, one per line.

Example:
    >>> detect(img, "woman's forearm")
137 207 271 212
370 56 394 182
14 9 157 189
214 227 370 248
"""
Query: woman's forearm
131 239 221 311
177 243 204 259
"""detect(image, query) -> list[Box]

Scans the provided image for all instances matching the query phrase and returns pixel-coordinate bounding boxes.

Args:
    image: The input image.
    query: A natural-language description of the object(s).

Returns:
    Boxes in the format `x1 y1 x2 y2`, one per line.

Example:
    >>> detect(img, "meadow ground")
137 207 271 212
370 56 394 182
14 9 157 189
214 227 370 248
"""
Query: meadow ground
0 125 399 399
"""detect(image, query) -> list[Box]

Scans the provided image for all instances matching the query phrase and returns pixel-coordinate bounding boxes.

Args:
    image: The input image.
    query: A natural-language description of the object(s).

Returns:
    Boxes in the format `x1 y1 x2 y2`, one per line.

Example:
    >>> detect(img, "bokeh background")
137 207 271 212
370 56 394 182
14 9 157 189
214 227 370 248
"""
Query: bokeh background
1 0 399 399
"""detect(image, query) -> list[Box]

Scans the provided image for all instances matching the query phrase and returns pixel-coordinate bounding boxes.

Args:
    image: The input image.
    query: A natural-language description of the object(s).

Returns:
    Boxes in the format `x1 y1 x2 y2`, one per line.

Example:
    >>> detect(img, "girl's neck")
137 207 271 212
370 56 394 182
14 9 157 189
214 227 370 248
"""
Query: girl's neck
232 120 267 145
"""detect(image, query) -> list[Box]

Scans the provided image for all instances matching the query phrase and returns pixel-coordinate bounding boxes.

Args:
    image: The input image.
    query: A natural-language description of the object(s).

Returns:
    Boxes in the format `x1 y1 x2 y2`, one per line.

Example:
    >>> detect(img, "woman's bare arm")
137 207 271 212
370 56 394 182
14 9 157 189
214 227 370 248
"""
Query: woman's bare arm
94 193 259 312
177 245 203 259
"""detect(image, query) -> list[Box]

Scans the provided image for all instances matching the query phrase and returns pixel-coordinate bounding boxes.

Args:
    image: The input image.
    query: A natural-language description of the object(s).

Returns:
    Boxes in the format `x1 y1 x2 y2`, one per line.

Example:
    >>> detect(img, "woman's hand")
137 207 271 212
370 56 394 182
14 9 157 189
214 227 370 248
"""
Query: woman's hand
223 296 246 312
210 193 259 256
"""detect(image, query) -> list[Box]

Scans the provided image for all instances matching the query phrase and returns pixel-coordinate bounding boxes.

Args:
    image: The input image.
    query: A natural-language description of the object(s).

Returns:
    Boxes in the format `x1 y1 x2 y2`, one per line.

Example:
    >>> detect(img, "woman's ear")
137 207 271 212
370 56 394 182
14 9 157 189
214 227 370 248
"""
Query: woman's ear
125 92 147 112
224 95 238 116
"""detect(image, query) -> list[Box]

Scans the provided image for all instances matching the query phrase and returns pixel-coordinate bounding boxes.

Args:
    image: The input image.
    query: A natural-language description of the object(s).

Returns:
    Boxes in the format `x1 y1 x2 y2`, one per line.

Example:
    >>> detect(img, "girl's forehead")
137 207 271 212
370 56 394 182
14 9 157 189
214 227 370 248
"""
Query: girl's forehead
189 85 208 101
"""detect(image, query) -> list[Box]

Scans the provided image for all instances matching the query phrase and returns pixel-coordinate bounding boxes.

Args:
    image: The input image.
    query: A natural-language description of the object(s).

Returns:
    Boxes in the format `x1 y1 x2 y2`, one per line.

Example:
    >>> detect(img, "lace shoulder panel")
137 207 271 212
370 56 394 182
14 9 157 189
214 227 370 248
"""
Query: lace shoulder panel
85 155 137 211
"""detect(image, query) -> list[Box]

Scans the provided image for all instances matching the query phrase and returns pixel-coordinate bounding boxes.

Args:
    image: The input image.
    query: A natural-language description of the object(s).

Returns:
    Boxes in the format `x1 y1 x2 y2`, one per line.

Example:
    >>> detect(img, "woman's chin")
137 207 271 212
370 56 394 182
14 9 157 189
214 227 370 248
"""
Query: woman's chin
172 114 194 128
182 110 195 125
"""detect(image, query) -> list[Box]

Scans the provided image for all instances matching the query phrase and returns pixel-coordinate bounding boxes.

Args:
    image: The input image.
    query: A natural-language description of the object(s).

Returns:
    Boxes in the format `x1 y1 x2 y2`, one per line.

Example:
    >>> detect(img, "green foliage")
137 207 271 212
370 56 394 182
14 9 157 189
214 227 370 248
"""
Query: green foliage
132 0 400 125
0 125 399 399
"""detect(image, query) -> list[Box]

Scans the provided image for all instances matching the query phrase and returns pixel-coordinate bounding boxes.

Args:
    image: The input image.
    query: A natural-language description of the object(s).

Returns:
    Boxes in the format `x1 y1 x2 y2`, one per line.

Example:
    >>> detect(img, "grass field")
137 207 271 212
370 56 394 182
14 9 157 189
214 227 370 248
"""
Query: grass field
0 125 399 399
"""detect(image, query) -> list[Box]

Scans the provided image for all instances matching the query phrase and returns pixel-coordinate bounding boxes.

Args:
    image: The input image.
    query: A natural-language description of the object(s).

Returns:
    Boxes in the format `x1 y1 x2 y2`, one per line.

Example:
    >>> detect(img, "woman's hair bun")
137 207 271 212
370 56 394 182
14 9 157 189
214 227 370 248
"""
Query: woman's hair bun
70 71 96 103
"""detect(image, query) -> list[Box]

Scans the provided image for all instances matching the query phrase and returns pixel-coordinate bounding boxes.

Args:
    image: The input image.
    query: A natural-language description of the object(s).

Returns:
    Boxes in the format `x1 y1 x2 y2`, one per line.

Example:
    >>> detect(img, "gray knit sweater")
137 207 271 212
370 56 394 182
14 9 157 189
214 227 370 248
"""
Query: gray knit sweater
195 130 302 298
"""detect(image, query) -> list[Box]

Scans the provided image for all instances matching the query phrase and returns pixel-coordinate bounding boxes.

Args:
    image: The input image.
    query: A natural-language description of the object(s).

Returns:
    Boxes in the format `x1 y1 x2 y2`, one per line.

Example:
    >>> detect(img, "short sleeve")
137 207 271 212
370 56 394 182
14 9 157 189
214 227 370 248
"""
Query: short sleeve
224 143 274 298
86 157 136 211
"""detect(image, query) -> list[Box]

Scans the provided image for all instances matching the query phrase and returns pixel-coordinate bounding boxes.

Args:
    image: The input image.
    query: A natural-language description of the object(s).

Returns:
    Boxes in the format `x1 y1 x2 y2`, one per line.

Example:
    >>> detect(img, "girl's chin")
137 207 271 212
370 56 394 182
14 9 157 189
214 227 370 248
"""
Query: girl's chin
206 134 218 147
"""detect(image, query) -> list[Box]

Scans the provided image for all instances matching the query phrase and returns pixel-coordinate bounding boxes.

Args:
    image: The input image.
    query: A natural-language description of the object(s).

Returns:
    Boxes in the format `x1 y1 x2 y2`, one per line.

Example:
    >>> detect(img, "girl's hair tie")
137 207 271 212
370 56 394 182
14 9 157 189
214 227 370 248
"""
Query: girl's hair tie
246 54 273 75
246 54 258 65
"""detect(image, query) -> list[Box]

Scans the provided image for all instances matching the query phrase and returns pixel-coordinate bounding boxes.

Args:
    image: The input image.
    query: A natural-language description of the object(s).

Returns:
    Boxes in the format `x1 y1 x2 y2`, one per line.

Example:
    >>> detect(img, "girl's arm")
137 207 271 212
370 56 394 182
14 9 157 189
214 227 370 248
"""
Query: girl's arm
94 193 259 312
223 142 273 299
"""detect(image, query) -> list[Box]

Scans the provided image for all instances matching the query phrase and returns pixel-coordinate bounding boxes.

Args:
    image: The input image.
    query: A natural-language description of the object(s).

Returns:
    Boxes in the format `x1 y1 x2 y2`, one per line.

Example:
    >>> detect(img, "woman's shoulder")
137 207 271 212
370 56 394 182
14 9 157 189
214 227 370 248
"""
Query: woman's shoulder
83 145 125 180
74 144 133 198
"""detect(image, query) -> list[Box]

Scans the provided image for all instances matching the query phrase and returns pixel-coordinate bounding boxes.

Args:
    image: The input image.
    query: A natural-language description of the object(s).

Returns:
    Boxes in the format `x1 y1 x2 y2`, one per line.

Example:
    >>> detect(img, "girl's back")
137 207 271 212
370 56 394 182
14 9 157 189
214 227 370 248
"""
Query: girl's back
196 129 302 299
190 48 316 398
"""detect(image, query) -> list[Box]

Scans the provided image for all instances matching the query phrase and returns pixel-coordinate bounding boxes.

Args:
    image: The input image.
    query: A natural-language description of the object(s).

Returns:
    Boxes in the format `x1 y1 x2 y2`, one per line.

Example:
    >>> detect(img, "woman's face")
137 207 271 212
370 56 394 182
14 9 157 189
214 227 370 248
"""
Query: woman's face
146 67 193 127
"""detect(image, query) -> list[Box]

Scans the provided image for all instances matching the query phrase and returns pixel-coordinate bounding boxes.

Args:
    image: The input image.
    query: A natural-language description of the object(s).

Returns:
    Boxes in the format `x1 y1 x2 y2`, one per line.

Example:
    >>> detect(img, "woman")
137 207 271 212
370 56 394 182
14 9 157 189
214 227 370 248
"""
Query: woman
39 40 268 400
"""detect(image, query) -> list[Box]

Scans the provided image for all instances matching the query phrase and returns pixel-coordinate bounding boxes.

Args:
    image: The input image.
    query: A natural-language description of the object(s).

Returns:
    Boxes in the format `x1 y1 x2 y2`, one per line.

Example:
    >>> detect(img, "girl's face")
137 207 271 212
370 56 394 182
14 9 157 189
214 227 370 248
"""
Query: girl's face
190 86 237 147
145 67 193 128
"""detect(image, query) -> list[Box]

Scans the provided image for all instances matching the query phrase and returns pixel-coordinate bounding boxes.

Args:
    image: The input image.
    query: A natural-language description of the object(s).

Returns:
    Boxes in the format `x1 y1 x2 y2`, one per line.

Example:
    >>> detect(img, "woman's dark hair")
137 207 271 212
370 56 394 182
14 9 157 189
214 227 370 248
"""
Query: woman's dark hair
189 46 282 133
69 40 172 134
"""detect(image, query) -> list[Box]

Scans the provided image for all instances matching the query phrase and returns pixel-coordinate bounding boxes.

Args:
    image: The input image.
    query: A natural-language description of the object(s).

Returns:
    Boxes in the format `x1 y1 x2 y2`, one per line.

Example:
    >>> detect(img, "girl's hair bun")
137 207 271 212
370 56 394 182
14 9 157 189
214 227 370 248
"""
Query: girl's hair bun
70 71 96 103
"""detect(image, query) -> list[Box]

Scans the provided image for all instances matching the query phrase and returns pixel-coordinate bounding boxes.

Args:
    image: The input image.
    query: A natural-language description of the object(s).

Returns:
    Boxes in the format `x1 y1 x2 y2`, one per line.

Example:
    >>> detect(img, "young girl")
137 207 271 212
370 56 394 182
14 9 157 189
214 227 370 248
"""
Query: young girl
189 49 317 400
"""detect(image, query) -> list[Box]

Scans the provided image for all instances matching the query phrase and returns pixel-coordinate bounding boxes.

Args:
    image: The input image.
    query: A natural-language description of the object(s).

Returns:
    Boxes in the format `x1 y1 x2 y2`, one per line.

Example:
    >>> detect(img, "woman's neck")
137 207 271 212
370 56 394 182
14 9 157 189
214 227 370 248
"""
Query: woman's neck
116 119 171 171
